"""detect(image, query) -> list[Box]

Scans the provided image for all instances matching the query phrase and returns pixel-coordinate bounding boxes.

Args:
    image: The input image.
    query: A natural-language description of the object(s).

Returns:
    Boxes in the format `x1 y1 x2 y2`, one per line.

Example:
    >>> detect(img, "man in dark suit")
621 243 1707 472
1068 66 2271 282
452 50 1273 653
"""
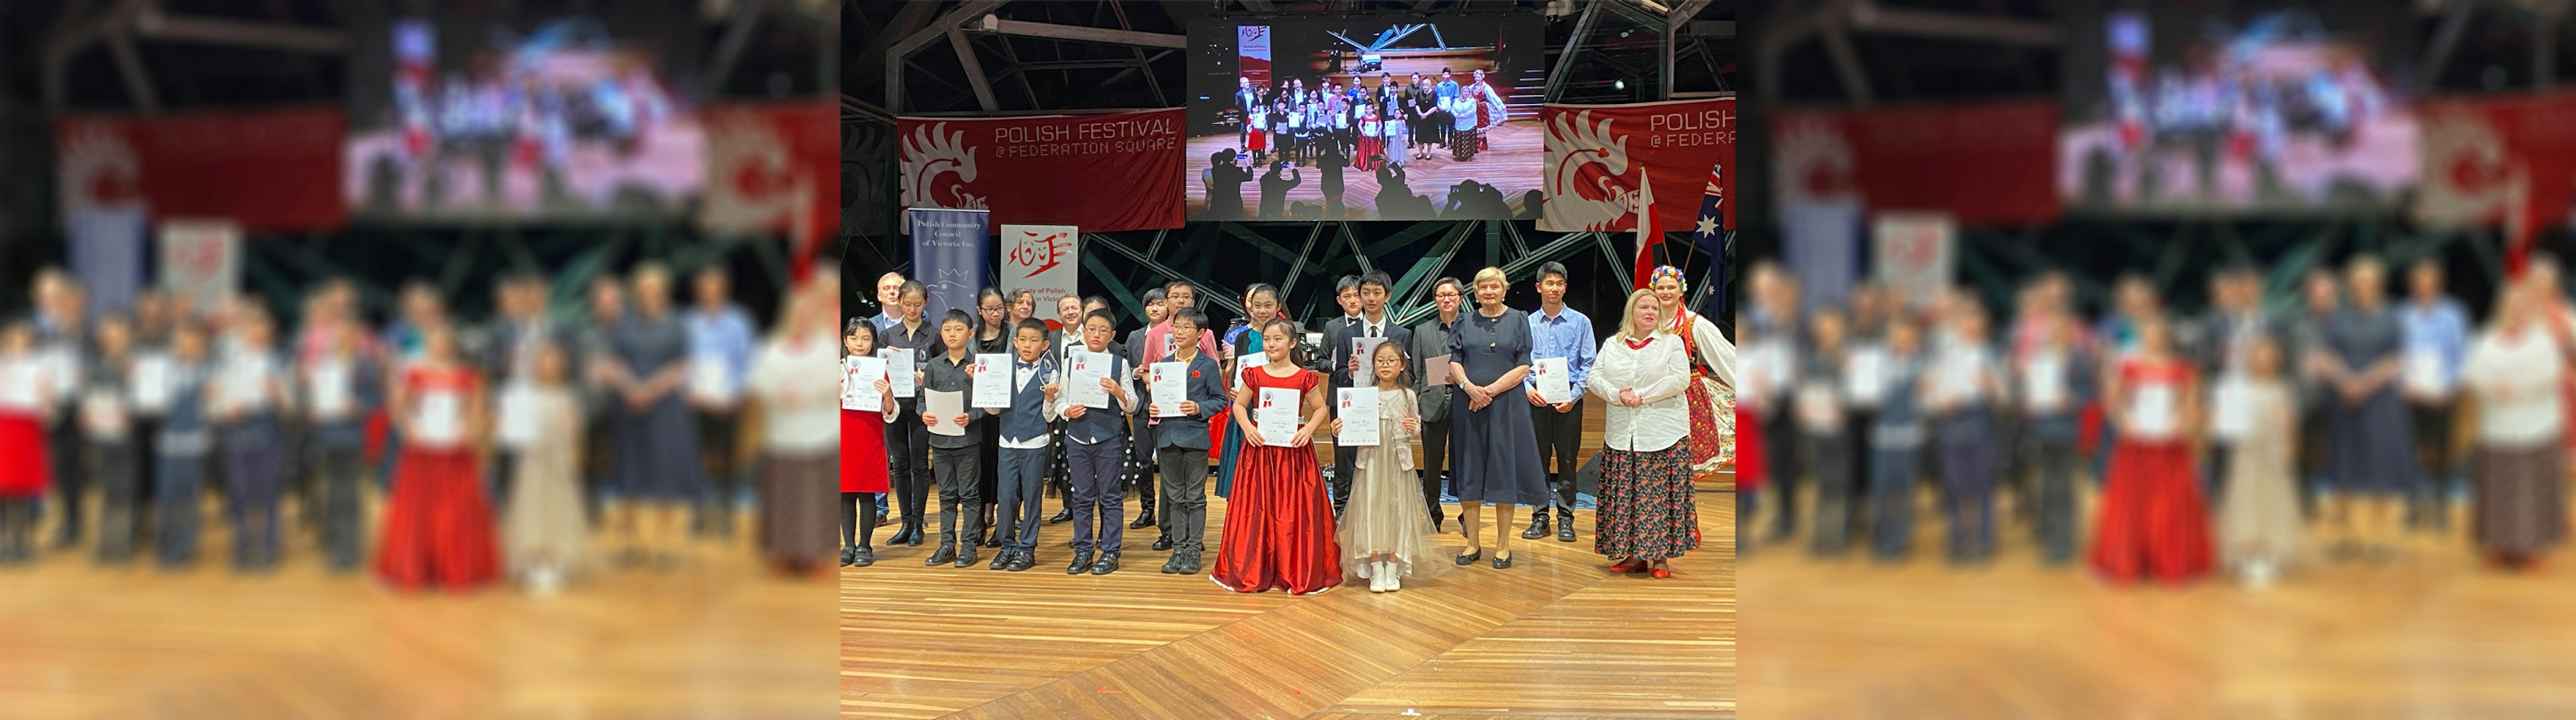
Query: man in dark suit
1326 271 1412 518
480 274 569 516
1409 276 1466 532
1122 289 1167 535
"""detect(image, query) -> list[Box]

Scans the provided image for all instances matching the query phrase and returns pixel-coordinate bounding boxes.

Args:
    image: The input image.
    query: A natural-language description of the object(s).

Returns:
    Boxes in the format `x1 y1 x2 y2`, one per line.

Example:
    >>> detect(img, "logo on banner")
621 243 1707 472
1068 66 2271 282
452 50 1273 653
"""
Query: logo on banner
2417 108 2516 225
900 122 985 211
1543 110 1646 232
704 113 806 230
1776 116 1856 205
1008 229 1070 279
60 124 143 212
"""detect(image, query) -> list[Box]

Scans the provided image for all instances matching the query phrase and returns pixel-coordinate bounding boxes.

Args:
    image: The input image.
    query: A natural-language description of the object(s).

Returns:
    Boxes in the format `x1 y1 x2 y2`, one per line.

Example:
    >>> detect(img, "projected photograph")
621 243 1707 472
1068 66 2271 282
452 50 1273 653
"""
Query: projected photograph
347 4 702 221
1184 15 1546 221
2060 6 2418 213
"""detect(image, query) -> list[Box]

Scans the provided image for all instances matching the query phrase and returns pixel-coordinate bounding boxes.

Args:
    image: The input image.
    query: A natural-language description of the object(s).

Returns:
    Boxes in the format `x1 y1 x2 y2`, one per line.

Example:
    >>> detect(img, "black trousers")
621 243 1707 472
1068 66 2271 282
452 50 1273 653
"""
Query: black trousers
1332 443 1356 518
50 420 86 544
1763 410 1802 537
1805 431 1856 556
884 405 932 525
1527 401 1582 522
840 491 881 549
2409 401 2457 529
694 407 743 532
932 444 984 550
317 445 368 570
90 438 142 562
1420 417 1452 529
2033 438 2080 564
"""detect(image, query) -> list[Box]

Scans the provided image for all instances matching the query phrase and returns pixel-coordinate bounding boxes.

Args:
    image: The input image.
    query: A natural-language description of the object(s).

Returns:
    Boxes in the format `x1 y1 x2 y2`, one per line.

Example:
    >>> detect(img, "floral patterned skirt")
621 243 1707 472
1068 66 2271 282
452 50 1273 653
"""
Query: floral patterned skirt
1595 444 1702 562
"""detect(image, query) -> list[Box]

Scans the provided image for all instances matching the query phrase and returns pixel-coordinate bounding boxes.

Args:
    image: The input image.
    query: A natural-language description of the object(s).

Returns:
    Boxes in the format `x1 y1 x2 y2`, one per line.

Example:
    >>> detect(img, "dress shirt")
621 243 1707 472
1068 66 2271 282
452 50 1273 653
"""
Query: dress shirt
1002 358 1065 450
749 333 839 452
2400 297 2471 395
1523 305 1598 394
685 303 757 400
1588 333 1690 452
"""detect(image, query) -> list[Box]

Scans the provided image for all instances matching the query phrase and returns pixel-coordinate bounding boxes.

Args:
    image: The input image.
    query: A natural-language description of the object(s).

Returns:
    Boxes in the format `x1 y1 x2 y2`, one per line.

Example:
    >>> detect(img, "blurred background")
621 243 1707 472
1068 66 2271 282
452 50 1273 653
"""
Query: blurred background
0 1 841 717
1735 0 2576 717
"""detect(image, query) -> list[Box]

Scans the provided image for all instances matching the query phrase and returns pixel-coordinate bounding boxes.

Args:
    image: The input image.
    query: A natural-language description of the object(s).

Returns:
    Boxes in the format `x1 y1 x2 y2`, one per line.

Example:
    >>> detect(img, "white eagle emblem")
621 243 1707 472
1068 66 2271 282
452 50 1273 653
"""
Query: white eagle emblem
1774 115 1856 205
900 121 985 212
702 113 802 233
1540 109 1644 232
59 123 144 212
2414 107 2515 227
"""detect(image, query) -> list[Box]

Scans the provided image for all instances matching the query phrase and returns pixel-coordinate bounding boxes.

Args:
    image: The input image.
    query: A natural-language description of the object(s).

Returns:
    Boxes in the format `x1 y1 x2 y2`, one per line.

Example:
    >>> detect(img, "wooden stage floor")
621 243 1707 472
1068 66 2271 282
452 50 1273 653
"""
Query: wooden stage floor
1743 486 2576 719
840 475 1735 719
0 510 838 719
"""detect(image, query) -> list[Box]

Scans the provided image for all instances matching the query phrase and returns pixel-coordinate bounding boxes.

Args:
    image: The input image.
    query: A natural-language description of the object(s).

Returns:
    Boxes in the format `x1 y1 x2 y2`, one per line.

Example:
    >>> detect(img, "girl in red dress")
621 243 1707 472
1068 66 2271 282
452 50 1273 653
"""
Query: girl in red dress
376 324 502 591
1211 317 1342 595
841 319 895 568
0 321 54 564
2089 318 2214 584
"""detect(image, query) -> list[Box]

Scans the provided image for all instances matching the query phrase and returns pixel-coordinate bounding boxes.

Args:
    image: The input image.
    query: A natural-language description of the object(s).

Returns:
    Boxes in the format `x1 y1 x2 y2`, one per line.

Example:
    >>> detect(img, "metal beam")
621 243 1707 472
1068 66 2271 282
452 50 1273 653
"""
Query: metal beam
1757 0 1853 102
947 27 1001 111
885 0 1008 113
2538 3 2564 89
105 28 160 111
1846 1 2062 46
1686 20 1735 38
1545 0 1604 101
133 5 350 53
975 16 1186 49
2420 0 2474 91
1087 234 1248 317
704 0 765 91
1819 22 1874 105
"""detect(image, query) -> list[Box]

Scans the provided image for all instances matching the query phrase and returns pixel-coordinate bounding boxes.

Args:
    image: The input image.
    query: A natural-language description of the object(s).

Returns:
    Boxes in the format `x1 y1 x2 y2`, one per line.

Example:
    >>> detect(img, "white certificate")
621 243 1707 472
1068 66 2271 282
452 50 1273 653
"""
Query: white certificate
221 356 273 413
414 390 465 448
1424 354 1454 386
1256 387 1301 446
971 354 1014 409
690 354 736 404
1150 362 1188 417
1843 346 1888 405
40 347 80 396
1796 381 1841 431
881 348 917 398
2024 352 2067 411
1534 356 1572 405
1934 353 1980 405
309 360 354 420
924 389 967 437
2210 376 2253 441
1337 388 1381 446
1349 337 1387 382
81 389 129 440
2129 384 2179 440
1233 353 1263 391
0 362 39 411
496 382 539 448
843 356 886 411
2405 350 2447 396
1066 350 1111 409
129 352 174 413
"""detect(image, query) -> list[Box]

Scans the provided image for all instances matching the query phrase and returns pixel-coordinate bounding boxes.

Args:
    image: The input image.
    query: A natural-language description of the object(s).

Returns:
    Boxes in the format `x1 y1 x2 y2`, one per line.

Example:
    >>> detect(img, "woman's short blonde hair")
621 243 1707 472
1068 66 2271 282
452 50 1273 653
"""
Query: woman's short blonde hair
1616 289 1663 340
1472 266 1508 290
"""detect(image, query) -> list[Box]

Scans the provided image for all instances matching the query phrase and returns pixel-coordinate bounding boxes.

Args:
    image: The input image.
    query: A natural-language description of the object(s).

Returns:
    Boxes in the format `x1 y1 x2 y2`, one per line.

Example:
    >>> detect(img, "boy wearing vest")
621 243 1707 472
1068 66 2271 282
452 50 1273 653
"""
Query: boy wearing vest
1059 311 1138 574
989 318 1062 572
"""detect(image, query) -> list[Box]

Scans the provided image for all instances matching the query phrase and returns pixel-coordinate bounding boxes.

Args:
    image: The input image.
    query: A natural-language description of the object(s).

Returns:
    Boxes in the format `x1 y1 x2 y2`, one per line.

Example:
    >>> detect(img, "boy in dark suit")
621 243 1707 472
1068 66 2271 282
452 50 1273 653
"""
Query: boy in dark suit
1327 271 1411 518
1147 308 1226 574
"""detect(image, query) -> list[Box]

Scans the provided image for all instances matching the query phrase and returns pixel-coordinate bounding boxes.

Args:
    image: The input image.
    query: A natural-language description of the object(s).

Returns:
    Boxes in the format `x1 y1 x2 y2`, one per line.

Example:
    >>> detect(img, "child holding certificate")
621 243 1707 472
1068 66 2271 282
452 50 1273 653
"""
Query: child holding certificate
1212 317 1340 594
989 318 1063 572
2019 311 2095 566
1055 312 1132 574
1336 342 1447 593
504 343 587 591
82 317 145 564
152 323 215 568
1864 318 1926 562
0 321 54 564
2218 336 2300 586
305 318 382 572
918 309 990 568
1929 305 2007 566
216 309 293 572
2090 318 2213 584
1796 309 1857 557
840 319 894 568
1148 309 1224 575
376 324 502 591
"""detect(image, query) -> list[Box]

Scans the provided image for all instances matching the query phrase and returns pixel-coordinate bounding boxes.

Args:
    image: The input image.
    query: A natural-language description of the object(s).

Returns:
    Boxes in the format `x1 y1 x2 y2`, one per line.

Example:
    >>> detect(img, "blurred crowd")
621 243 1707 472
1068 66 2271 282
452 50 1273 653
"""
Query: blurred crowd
1737 253 2573 585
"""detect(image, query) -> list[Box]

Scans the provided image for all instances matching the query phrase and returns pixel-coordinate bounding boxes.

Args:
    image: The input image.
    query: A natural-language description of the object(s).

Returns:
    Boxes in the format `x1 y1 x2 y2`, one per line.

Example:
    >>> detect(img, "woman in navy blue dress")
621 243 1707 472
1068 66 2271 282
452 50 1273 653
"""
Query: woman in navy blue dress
1446 267 1549 568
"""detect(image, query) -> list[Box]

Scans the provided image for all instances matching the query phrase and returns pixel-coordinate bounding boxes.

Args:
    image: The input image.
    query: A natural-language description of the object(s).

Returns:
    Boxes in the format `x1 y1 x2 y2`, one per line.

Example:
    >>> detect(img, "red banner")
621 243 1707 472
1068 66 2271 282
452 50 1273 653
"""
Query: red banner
1772 99 2059 225
702 101 841 278
2414 92 2576 272
1539 97 1735 234
898 109 1185 232
56 106 346 232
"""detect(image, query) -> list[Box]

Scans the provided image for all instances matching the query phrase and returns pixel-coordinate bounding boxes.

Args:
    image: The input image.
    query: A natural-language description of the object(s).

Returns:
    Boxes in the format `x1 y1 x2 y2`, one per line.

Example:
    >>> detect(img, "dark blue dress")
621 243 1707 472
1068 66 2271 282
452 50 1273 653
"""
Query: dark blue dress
1447 308 1548 507
608 315 706 501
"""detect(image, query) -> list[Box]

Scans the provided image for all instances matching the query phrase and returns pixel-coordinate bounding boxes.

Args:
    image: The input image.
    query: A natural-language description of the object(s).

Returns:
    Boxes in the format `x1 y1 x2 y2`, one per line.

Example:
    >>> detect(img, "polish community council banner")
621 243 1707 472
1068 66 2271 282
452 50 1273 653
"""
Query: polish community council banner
1540 97 1735 234
899 109 1185 232
908 208 992 324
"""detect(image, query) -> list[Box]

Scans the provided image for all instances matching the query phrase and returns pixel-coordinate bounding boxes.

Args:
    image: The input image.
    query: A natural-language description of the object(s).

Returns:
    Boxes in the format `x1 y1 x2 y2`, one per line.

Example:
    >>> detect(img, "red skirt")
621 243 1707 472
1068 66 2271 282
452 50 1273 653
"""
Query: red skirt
841 409 890 493
1210 442 1343 595
0 415 48 498
376 449 500 591
1732 406 1764 493
1248 129 1267 153
2089 440 2212 584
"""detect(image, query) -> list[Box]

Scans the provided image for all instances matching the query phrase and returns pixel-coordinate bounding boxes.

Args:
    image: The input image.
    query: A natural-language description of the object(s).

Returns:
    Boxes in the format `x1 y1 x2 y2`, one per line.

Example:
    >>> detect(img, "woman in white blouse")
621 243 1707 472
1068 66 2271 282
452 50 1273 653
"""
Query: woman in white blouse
1587 289 1698 578
749 280 845 578
2463 278 2567 572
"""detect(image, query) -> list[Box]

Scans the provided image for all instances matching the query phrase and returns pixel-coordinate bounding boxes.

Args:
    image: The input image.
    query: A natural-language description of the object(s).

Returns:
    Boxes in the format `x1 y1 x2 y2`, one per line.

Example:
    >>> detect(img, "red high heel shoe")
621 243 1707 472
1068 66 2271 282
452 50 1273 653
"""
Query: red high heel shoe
1607 558 1648 574
1649 564 1672 579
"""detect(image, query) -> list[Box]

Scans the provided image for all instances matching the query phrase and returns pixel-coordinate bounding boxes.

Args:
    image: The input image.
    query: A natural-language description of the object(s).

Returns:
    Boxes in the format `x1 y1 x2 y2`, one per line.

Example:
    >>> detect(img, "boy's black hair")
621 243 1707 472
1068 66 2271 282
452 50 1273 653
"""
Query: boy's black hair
1334 275 1363 295
1014 318 1051 336
1358 270 1393 293
1171 307 1210 331
940 308 976 328
1536 262 1569 282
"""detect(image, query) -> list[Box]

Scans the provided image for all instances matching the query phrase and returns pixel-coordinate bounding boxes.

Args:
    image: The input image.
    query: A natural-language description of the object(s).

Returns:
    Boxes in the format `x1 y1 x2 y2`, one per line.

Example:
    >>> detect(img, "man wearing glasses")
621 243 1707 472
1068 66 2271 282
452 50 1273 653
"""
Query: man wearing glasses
1408 276 1468 533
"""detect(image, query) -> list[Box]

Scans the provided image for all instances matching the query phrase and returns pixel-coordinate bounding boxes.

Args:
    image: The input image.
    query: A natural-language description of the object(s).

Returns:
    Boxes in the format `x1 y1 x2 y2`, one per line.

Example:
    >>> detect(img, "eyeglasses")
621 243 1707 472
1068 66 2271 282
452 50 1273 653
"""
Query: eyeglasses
1373 358 1405 366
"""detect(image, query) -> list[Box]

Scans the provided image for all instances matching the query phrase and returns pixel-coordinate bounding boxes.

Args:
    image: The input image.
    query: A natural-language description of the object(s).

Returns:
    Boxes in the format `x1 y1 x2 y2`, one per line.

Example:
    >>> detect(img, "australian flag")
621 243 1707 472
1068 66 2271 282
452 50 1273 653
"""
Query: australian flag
1693 163 1727 317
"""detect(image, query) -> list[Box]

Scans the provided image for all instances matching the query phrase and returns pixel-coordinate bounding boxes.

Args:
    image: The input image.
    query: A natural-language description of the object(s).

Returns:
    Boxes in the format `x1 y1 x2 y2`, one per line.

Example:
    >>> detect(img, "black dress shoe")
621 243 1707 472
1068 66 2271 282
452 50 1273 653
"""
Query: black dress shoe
955 549 979 568
1159 554 1182 574
980 531 1004 549
852 547 875 567
1006 552 1035 572
989 550 1014 570
1089 554 1121 575
839 546 857 567
924 546 957 566
1067 550 1095 574
1177 552 1203 574
1558 517 1576 543
1521 516 1550 539
1493 551 1513 569
1048 507 1073 524
1152 536 1173 552
1455 548 1483 566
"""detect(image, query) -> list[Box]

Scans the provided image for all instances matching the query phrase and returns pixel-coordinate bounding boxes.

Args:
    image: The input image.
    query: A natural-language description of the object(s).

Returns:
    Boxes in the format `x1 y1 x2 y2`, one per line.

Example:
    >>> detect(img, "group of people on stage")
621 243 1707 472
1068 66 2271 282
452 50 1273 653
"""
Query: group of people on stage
841 263 1730 593
1737 252 2576 586
1204 70 1515 221
0 263 843 593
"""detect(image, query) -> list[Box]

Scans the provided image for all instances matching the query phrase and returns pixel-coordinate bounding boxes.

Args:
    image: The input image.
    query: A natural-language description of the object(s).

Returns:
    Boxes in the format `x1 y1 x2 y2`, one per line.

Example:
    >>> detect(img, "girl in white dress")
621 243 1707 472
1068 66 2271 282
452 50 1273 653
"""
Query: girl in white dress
1334 342 1450 592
